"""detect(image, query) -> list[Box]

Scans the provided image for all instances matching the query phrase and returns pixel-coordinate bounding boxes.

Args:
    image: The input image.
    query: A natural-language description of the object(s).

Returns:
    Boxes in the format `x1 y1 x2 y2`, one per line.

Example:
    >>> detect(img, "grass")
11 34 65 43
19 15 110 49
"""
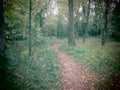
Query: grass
1 37 61 90
60 37 120 89
1 37 120 89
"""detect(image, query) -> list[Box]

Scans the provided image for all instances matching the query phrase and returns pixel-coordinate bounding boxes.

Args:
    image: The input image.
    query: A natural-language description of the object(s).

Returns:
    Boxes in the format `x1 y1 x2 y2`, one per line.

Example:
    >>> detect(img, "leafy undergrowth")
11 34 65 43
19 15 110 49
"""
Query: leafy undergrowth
1 37 61 90
60 37 120 89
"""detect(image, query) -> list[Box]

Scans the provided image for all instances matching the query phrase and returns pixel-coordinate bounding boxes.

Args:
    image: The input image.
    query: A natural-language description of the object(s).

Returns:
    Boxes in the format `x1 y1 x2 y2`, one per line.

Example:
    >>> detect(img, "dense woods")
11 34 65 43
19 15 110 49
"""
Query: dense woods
0 0 120 90
0 0 5 55
0 0 119 53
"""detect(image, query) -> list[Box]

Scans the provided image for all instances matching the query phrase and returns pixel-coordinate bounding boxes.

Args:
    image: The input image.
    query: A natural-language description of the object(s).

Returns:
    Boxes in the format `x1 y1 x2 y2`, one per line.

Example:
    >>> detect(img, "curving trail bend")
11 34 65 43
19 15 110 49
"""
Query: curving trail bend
51 42 100 90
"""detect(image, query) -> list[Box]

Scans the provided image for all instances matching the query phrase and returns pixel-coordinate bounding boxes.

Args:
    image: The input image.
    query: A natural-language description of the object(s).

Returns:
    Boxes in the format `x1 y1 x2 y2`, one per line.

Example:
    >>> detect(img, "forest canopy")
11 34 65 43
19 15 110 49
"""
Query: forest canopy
0 0 120 52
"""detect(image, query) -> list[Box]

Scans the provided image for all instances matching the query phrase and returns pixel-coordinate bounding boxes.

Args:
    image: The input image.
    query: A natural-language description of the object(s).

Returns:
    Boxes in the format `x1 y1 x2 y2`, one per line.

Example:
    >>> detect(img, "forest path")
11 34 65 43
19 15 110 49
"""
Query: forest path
51 42 100 90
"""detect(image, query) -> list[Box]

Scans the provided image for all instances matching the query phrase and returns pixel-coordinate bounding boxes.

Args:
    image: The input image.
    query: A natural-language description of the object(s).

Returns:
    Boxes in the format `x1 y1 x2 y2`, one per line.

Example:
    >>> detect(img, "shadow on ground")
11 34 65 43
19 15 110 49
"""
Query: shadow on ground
0 55 18 90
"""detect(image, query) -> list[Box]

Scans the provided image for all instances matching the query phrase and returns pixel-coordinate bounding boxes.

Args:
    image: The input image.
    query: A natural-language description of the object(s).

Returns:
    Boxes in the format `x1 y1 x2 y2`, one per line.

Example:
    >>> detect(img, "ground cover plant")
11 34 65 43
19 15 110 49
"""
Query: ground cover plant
60 37 120 89
0 0 120 90
0 38 61 90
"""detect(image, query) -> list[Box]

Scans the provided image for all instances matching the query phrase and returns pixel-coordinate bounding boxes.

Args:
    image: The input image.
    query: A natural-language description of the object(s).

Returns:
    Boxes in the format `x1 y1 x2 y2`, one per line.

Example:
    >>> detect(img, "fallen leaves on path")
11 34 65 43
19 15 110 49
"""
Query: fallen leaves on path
51 43 101 90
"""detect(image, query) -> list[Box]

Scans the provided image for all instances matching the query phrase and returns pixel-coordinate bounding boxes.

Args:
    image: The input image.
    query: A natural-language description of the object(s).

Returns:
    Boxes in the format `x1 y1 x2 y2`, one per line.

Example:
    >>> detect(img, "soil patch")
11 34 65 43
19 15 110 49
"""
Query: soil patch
51 43 101 90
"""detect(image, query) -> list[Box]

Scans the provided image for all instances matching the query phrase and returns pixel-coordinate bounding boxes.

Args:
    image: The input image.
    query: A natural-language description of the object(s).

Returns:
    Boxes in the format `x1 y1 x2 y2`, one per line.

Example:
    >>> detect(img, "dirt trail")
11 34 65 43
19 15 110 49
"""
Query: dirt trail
51 43 100 90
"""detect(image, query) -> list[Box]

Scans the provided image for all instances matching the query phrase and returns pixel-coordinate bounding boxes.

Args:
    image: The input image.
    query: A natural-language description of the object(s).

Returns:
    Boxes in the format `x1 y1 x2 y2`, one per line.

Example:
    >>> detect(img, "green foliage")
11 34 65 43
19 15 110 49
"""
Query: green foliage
33 36 46 47
60 37 120 89
109 1 120 41
2 0 120 89
4 0 29 44
4 38 61 90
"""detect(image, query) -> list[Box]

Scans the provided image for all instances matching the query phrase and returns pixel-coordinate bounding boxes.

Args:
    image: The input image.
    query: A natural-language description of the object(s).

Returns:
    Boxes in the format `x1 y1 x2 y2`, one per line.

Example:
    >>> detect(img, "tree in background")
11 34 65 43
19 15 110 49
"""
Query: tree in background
74 0 82 39
56 1 68 39
101 0 110 46
57 16 62 39
110 0 120 41
4 0 29 50
82 0 90 42
68 0 75 46
2 0 120 51
0 0 5 55
33 0 50 28
29 0 32 56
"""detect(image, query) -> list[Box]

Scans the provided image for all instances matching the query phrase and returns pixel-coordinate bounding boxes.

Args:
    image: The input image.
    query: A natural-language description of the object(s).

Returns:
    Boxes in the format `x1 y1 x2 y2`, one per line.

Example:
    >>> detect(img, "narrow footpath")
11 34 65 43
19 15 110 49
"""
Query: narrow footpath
51 43 100 90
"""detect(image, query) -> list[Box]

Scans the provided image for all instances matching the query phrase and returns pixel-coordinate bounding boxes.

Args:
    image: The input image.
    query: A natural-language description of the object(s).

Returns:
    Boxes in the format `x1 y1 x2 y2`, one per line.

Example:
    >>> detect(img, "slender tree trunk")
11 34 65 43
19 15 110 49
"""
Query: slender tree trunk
74 5 80 39
82 22 86 42
94 1 98 35
57 16 61 39
0 0 5 56
39 13 43 28
29 0 32 56
68 0 75 46
82 0 90 42
97 16 101 35
82 23 87 42
101 26 105 46
102 0 109 46
75 21 79 39
57 23 60 38
82 6 86 42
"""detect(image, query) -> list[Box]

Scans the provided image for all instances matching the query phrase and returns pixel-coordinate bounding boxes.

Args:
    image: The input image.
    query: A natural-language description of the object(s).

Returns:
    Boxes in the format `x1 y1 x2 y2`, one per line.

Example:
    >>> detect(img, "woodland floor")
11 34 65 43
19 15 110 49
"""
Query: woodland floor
51 42 101 90
1 38 120 90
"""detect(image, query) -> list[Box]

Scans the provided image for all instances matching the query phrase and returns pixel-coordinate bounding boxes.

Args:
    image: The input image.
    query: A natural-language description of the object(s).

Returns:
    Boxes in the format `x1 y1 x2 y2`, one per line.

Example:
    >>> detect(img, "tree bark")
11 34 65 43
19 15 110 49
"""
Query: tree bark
75 21 79 39
39 13 43 28
82 0 90 42
0 0 5 55
102 0 109 46
68 0 75 46
57 16 61 39
29 0 32 56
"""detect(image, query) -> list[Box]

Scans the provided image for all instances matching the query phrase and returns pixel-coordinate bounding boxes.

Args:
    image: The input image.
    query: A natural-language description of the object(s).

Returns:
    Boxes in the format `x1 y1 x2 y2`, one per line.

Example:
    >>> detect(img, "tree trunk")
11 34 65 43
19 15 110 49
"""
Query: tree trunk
82 0 90 42
29 0 32 56
101 27 105 46
39 13 43 28
75 21 79 39
57 23 60 38
68 0 75 46
0 0 5 56
101 0 109 46
82 22 86 42
57 16 62 39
